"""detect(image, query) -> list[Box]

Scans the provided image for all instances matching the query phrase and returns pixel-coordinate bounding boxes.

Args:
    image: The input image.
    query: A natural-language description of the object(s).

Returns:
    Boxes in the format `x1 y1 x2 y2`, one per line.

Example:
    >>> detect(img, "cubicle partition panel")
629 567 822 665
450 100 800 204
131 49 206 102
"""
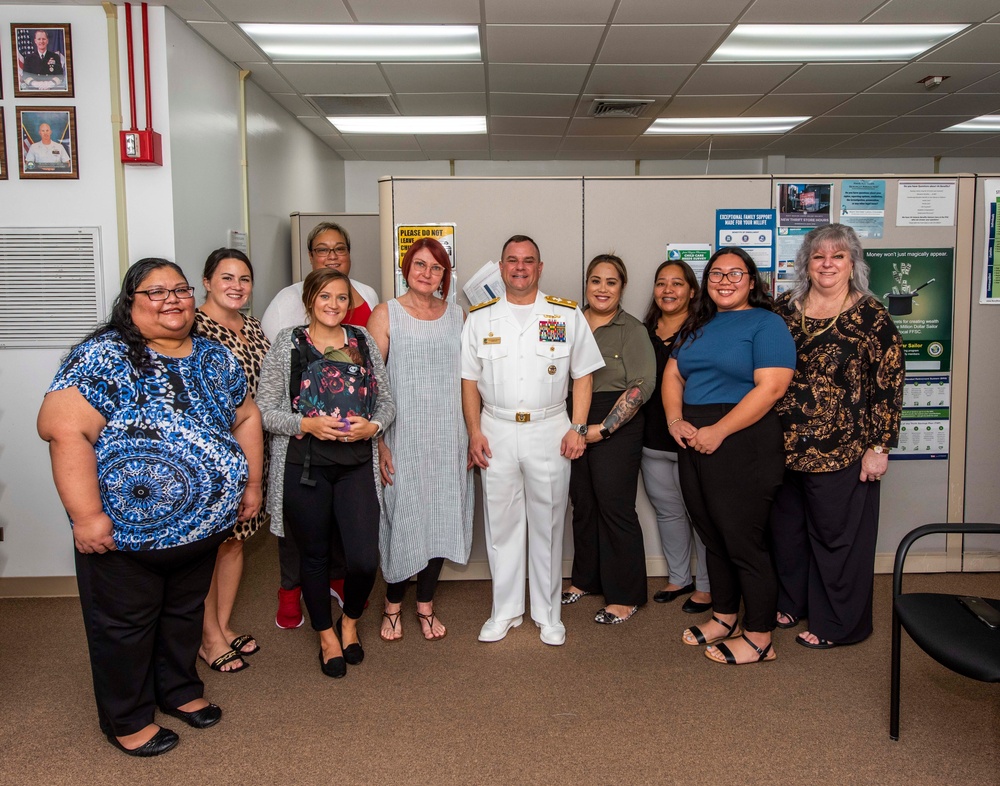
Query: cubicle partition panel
379 175 994 579
289 212 380 292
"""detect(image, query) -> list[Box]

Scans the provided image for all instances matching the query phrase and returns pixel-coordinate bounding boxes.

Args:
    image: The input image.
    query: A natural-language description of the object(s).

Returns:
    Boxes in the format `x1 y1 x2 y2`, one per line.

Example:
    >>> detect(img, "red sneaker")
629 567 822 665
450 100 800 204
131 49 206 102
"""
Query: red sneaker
275 586 304 629
329 579 346 609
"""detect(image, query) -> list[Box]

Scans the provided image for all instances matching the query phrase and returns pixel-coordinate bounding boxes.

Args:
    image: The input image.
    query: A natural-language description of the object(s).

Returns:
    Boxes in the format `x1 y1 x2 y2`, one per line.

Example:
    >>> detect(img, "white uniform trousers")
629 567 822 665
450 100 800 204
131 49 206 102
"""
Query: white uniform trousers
481 410 571 626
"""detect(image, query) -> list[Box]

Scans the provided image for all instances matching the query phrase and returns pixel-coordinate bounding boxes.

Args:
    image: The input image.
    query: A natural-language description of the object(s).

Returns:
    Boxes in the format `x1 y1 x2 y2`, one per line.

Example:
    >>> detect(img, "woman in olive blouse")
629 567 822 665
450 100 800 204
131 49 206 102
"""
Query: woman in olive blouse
562 255 656 624
771 224 904 649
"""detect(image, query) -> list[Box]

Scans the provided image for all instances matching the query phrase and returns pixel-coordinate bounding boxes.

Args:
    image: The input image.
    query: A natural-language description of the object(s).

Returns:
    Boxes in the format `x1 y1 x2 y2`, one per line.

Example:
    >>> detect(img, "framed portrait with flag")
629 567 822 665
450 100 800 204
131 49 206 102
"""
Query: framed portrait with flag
0 115 7 180
12 24 74 98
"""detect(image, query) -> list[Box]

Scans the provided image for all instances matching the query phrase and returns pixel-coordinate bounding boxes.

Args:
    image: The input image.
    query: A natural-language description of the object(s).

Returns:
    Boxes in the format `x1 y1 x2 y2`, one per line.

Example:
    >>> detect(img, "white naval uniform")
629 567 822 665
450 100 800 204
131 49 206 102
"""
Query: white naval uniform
461 291 604 627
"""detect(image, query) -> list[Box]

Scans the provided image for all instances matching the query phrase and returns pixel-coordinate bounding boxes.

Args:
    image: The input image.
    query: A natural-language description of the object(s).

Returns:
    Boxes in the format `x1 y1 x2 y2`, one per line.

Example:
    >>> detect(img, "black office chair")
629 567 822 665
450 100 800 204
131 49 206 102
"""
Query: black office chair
890 522 1000 740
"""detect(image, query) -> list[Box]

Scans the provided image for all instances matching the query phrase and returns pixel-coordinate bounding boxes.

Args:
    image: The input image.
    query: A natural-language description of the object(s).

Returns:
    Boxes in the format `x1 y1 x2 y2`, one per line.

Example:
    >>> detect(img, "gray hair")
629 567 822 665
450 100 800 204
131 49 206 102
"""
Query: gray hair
307 221 351 252
787 223 871 308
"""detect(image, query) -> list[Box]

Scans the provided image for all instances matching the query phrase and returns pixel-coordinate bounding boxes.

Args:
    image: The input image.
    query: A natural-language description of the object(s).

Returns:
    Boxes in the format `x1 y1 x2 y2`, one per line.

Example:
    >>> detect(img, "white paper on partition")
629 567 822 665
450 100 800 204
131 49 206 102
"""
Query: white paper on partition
896 180 957 226
463 260 505 305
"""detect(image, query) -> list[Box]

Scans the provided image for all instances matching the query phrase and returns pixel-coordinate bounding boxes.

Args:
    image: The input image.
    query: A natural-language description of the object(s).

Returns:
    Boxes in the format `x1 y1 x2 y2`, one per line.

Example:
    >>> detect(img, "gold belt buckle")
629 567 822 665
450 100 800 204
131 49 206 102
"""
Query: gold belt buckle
515 411 530 423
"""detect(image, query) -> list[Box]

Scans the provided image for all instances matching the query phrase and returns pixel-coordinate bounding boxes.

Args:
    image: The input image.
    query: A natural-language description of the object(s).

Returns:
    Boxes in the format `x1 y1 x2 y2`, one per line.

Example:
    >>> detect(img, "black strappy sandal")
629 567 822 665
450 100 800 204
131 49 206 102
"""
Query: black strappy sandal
416 611 447 641
709 633 777 665
683 615 741 646
380 609 403 642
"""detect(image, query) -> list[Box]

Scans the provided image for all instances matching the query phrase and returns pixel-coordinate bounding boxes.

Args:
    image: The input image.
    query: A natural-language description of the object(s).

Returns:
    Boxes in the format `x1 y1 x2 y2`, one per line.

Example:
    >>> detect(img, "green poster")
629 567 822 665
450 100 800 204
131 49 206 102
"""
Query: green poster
865 248 953 372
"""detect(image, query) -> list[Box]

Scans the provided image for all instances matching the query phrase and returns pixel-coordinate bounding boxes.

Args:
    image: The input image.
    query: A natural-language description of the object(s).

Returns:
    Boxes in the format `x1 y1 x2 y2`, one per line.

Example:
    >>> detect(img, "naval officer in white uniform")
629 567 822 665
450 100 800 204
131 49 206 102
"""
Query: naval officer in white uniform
462 235 604 646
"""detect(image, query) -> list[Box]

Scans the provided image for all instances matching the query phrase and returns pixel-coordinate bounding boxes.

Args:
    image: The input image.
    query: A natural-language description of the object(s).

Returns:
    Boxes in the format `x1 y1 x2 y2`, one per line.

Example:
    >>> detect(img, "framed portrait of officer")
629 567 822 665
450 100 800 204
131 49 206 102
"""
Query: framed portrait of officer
0 115 8 180
12 24 74 98
17 107 78 180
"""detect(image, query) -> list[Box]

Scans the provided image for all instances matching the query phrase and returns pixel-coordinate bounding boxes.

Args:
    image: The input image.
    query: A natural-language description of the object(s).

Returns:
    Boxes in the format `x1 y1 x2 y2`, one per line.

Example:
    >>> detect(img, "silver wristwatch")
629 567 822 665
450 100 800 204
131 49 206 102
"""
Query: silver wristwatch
571 423 587 436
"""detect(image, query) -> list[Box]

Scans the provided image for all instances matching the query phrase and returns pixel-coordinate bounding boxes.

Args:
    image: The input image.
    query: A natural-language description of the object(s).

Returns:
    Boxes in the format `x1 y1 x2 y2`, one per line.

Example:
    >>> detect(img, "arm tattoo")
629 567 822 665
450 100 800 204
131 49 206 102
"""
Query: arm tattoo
602 386 644 435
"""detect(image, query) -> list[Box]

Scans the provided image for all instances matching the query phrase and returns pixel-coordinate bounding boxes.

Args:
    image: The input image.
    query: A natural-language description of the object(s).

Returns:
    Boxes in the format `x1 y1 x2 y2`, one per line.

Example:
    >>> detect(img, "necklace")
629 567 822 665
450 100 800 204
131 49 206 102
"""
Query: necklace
800 291 852 339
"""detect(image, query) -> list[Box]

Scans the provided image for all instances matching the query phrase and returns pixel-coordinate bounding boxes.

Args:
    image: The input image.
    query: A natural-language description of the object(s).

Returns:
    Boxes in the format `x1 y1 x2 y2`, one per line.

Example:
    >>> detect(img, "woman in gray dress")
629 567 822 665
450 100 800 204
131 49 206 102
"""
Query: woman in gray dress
367 238 474 642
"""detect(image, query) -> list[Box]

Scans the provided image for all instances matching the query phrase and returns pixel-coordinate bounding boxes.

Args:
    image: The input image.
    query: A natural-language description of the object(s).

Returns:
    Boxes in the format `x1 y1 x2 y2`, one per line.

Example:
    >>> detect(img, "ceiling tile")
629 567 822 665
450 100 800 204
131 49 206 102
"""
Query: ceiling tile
741 0 885 23
614 0 757 24
744 93 853 116
347 0 482 23
629 135 710 151
567 117 651 135
908 93 1000 116
491 135 563 151
490 117 569 135
868 0 1000 23
598 25 728 65
795 116 893 134
336 150 363 160
961 70 1000 92
660 95 761 117
679 64 800 95
394 93 487 114
871 63 1000 93
774 64 903 94
486 25 605 64
831 132 930 148
415 135 491 151
907 132 1000 146
274 64 390 93
826 93 942 116
485 0 615 24
270 93 319 116
238 62 294 92
188 21 264 61
296 116 342 136
344 134 422 150
488 64 590 93
211 0 352 22
762 134 853 153
586 65 691 95
921 23 1000 64
382 64 486 94
490 93 580 116
556 150 635 160
561 136 638 150
164 0 225 22
362 151 431 160
873 116 979 133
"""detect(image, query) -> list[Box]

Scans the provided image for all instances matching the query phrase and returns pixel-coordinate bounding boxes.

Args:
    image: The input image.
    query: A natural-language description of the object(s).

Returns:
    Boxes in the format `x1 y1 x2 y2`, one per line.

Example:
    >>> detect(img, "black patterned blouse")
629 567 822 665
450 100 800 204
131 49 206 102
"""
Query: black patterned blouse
774 293 904 473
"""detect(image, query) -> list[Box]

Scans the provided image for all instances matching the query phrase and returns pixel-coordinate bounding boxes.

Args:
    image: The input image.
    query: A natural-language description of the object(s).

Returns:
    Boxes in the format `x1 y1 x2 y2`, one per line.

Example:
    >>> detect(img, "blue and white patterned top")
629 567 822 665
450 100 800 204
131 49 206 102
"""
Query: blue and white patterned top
48 332 249 550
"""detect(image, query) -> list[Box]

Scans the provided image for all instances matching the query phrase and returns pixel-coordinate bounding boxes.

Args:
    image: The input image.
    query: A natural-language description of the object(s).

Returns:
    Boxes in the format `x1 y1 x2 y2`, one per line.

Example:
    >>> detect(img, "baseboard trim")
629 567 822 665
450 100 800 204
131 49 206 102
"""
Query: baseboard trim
0 575 78 598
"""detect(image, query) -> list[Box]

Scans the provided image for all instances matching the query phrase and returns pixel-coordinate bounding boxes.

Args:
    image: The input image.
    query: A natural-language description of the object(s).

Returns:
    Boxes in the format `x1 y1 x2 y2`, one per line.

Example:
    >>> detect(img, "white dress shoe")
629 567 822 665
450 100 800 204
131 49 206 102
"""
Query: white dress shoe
536 621 566 646
478 616 523 642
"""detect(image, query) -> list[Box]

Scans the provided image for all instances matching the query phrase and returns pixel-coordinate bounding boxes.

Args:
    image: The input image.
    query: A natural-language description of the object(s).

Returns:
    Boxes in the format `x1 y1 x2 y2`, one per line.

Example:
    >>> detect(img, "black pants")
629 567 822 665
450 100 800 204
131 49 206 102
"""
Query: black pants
283 460 378 628
569 392 648 607
277 530 346 589
770 462 880 644
75 530 227 736
677 404 784 632
385 557 445 604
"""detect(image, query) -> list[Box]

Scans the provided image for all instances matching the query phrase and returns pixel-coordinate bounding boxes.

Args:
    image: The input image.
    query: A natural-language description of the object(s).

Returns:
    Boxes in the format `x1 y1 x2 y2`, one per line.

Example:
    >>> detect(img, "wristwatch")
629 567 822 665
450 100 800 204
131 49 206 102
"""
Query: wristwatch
571 423 587 437
599 426 611 440
871 445 889 454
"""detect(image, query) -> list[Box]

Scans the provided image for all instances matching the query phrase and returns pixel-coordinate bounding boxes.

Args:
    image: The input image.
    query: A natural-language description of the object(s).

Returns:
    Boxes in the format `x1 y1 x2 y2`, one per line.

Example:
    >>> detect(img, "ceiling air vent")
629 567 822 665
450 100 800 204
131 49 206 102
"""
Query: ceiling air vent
589 98 654 118
310 95 399 116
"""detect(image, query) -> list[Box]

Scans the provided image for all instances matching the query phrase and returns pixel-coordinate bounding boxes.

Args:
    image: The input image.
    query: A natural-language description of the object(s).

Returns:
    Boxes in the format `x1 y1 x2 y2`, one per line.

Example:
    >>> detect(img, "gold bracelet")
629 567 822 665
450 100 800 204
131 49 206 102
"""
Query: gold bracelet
668 417 682 427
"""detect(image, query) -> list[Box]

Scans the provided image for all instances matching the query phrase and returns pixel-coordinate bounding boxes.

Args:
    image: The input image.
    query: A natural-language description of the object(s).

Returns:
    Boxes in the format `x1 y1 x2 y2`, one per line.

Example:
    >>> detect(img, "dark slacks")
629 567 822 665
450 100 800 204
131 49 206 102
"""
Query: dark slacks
771 462 880 644
282 460 378 628
385 557 445 604
677 404 784 632
569 392 648 607
277 529 346 589
75 530 227 736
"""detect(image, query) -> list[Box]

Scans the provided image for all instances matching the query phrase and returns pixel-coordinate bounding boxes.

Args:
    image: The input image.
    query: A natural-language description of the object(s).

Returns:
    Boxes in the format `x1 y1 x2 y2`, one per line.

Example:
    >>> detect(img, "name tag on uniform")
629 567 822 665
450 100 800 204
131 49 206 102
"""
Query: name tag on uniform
539 319 566 342
483 336 501 345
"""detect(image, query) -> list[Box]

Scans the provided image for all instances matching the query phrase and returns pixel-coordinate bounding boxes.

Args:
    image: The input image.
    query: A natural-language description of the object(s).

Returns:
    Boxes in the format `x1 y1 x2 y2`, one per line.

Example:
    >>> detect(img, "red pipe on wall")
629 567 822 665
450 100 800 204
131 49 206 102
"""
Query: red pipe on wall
142 2 153 131
124 2 137 131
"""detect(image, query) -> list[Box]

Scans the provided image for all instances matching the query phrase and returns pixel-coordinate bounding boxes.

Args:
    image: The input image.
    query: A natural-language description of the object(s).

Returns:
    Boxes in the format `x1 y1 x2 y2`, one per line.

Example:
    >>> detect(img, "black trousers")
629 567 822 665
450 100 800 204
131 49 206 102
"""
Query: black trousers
677 404 784 632
75 530 227 736
770 462 880 644
385 557 445 604
277 529 346 589
282 460 379 628
569 392 648 607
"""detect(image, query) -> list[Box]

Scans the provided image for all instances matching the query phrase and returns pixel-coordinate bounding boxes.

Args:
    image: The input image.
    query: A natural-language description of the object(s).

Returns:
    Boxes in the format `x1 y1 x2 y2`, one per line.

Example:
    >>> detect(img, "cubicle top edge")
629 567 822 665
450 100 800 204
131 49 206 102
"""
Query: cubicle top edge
378 174 977 183
290 212 377 218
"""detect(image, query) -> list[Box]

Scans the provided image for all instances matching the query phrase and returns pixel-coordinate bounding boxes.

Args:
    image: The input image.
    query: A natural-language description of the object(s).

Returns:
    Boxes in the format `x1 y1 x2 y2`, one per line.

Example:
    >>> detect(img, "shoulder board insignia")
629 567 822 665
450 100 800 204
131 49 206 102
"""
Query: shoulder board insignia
545 295 578 309
469 296 500 313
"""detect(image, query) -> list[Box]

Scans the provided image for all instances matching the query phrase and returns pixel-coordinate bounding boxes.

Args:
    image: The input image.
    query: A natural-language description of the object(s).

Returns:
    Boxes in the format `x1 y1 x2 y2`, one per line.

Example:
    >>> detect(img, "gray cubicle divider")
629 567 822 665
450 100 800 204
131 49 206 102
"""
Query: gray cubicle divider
290 212 381 295
379 174 994 580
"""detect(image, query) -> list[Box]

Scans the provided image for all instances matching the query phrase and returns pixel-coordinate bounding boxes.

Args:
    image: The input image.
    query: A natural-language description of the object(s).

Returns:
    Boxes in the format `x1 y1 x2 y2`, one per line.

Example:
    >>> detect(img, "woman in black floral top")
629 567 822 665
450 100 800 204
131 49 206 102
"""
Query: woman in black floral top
771 224 904 649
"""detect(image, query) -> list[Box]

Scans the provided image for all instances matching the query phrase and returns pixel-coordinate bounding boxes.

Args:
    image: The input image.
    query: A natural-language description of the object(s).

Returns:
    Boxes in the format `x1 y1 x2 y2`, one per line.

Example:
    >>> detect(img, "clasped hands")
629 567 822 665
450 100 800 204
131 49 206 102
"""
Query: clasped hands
669 420 726 454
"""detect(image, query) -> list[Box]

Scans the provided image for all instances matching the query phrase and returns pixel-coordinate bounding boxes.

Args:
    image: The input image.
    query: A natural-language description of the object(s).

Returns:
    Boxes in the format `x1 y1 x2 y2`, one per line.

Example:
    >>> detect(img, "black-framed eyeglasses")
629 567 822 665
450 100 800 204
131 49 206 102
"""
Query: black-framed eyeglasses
135 286 196 301
707 270 746 283
312 244 349 257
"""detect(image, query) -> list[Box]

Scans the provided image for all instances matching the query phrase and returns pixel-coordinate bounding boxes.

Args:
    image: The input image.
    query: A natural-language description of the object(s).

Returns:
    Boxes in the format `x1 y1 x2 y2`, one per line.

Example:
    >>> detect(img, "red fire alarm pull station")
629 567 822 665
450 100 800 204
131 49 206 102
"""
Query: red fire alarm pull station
120 2 163 166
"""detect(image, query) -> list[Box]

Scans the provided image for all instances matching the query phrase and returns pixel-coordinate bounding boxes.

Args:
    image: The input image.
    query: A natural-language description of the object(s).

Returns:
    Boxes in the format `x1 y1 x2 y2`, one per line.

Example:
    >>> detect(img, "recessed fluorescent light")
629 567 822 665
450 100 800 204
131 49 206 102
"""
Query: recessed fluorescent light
240 24 481 62
328 116 487 134
944 115 1000 132
710 24 968 62
645 117 810 135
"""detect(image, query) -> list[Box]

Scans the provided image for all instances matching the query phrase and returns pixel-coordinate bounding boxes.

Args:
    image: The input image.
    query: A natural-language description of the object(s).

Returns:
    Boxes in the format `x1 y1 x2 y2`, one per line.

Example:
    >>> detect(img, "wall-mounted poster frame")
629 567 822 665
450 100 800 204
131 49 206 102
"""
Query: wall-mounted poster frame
16 106 78 179
0 114 8 180
11 23 74 98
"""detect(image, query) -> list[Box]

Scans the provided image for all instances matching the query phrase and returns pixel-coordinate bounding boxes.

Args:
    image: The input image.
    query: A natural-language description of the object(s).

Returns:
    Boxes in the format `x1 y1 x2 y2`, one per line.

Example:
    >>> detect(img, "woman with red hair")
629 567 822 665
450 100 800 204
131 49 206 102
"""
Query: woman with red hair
367 238 473 641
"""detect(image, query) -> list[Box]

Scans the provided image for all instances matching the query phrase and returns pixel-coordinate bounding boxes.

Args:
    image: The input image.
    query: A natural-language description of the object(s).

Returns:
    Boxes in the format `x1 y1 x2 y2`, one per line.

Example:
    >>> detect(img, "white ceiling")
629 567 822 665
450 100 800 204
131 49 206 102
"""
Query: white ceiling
70 0 1000 160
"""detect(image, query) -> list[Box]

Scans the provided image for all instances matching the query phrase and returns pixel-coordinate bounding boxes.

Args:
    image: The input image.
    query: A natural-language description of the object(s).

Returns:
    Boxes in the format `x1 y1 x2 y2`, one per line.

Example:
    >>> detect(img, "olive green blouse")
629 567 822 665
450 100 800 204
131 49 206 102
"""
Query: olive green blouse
590 308 656 402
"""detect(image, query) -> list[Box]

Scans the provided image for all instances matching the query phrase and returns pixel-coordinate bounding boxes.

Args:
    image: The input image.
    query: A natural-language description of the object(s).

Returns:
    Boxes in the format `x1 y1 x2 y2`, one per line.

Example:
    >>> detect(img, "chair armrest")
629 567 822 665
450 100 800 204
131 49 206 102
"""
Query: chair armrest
893 522 1000 599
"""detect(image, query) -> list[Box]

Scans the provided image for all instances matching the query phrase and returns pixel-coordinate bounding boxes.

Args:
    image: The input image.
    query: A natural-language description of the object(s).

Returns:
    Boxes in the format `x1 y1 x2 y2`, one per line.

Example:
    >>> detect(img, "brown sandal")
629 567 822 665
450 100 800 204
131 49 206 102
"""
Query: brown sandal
380 610 403 642
416 611 447 641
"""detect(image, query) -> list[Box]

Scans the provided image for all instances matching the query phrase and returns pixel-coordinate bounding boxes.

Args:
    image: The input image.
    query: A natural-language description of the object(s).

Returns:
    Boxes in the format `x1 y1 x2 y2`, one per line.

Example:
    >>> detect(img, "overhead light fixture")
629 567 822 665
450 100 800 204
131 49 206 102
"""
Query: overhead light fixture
240 24 481 62
645 117 810 135
710 24 968 62
328 116 487 134
943 115 1000 132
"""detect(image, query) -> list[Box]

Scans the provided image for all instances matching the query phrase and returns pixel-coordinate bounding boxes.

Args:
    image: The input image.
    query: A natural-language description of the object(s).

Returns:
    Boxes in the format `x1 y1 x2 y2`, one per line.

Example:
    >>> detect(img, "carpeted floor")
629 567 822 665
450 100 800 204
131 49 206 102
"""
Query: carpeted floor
1 533 997 786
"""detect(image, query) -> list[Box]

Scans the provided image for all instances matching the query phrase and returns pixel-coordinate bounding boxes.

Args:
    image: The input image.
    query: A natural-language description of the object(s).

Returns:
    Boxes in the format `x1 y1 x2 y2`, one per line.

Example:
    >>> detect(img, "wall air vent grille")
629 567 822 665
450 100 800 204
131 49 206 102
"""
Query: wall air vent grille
310 95 399 116
589 98 655 118
0 228 104 349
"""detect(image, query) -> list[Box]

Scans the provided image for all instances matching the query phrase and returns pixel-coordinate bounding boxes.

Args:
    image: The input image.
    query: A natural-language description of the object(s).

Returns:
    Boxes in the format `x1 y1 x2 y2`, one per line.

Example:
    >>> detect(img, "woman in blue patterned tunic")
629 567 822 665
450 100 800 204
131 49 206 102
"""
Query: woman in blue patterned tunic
37 259 264 758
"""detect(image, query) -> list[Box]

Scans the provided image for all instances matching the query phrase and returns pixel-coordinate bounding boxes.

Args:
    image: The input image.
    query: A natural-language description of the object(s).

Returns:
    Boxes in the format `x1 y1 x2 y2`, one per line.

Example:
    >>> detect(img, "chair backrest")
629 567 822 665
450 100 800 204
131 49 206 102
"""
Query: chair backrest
893 523 1000 598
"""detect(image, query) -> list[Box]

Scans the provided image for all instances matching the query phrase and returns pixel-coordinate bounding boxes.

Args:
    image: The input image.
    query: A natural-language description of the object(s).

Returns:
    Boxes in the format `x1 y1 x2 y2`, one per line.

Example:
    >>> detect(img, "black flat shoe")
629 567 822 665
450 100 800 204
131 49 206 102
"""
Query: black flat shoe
106 726 179 757
653 582 695 603
336 617 364 665
681 597 713 614
319 648 347 678
160 703 222 729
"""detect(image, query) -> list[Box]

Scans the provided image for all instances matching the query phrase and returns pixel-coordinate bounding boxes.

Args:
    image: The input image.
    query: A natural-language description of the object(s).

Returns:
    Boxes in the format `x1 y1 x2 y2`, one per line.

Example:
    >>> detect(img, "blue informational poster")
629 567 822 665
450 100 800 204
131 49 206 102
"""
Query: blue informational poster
840 179 886 238
715 209 775 272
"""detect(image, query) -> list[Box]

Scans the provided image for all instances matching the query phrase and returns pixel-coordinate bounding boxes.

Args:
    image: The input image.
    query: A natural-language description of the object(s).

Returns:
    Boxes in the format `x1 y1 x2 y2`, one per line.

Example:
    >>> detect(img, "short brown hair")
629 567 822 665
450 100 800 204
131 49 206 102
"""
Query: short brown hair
302 268 351 313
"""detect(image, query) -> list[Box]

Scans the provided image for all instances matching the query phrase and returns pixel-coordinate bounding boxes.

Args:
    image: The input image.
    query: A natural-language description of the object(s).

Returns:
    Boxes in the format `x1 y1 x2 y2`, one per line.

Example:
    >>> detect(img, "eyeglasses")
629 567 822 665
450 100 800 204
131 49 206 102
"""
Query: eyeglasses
312 244 349 257
135 286 196 301
412 260 446 276
707 270 747 283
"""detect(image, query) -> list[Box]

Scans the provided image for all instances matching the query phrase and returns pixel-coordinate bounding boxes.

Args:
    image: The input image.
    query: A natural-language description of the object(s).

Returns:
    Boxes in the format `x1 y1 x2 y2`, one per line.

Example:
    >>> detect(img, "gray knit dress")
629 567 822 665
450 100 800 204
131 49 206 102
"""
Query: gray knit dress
378 299 474 584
